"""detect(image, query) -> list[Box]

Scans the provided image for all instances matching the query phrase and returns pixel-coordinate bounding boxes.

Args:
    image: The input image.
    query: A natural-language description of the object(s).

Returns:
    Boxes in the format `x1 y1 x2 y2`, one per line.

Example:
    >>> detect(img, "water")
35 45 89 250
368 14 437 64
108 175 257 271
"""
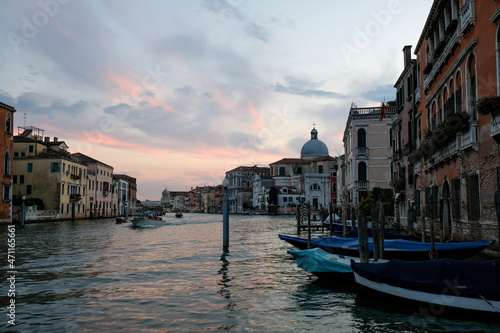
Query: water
1 214 499 332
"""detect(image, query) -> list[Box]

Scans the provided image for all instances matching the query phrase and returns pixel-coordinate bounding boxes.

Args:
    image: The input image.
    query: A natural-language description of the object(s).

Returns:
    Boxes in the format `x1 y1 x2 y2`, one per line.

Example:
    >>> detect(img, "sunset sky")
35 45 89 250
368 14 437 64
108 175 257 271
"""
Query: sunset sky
1 0 432 200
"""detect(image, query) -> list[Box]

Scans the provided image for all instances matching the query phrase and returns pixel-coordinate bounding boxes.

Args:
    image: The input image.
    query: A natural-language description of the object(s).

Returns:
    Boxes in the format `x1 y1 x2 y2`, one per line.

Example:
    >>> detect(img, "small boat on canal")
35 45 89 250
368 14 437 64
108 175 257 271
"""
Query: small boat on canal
131 217 166 228
175 212 183 218
116 217 127 224
278 234 495 260
351 258 500 314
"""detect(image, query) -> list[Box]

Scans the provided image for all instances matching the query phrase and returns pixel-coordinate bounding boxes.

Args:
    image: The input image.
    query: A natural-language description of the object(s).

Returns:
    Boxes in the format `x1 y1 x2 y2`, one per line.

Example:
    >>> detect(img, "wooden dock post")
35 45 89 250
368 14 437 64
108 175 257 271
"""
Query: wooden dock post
378 201 385 259
342 204 347 237
358 210 369 263
329 203 334 236
296 204 301 234
307 203 312 249
371 203 380 260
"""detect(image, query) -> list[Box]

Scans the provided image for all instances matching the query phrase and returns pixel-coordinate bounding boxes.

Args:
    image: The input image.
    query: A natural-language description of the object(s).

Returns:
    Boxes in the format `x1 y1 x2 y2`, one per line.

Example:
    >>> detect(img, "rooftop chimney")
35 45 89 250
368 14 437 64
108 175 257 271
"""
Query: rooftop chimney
403 45 412 68
44 137 50 143
53 137 58 142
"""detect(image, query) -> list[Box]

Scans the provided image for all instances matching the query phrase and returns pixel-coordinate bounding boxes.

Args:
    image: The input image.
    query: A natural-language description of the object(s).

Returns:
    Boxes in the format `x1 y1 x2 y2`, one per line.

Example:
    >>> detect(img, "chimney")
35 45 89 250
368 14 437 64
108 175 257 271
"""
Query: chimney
44 137 50 143
53 137 58 142
403 45 412 68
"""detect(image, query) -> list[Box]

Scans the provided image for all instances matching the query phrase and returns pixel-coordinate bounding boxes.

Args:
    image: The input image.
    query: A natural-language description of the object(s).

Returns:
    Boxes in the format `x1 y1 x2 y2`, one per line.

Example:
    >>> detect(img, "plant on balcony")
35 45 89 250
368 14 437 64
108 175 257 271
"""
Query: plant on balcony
407 150 422 164
474 96 500 115
389 178 405 192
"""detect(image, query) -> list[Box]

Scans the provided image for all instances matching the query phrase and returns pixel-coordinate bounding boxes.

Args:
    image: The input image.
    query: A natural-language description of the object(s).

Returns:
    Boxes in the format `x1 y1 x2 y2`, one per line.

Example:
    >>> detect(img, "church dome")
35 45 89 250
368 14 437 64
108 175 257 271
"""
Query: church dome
300 127 329 160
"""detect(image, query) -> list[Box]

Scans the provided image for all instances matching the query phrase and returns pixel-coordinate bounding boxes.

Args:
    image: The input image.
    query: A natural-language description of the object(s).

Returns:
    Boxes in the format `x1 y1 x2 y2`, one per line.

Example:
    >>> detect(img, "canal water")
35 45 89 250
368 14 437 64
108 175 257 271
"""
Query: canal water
1 214 499 332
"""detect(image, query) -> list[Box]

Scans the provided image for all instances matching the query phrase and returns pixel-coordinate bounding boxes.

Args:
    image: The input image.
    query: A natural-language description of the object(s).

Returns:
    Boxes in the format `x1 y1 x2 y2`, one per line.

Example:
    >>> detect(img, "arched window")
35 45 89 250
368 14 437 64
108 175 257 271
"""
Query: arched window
449 79 455 114
4 152 10 176
455 71 463 112
358 162 367 181
438 95 443 124
5 113 11 134
467 55 477 114
357 128 366 147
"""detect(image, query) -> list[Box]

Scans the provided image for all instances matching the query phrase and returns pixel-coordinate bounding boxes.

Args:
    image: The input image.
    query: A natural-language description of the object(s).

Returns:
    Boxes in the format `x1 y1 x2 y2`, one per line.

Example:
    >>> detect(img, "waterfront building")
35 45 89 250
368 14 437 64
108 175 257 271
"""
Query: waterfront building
113 174 137 217
13 128 87 220
392 46 419 228
0 102 15 223
343 104 396 207
169 191 189 211
269 127 336 211
73 153 117 218
225 165 270 213
160 187 171 209
410 0 500 241
252 175 275 212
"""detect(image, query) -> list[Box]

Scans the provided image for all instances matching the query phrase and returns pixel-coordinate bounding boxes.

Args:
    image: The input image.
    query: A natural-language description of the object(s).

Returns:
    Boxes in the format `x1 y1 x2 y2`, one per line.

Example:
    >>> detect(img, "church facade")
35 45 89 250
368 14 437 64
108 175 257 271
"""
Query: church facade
269 127 336 211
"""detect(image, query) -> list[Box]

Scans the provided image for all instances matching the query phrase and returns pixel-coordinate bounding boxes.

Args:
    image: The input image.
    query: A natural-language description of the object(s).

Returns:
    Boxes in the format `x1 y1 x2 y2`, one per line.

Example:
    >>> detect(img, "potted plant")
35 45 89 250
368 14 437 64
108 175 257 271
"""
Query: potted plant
474 96 500 115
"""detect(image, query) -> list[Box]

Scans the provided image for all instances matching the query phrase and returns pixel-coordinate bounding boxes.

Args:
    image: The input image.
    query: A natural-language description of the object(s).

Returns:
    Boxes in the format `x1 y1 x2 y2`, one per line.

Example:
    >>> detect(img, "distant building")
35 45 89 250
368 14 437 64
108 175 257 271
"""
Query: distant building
114 174 138 216
225 165 270 213
0 102 15 223
269 127 336 211
160 187 170 209
13 127 87 220
73 153 117 218
343 104 396 206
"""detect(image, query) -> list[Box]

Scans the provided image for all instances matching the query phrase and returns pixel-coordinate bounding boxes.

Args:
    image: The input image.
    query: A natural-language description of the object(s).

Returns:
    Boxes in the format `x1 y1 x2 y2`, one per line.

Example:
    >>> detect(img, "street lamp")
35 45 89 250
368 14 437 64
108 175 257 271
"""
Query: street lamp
222 177 229 250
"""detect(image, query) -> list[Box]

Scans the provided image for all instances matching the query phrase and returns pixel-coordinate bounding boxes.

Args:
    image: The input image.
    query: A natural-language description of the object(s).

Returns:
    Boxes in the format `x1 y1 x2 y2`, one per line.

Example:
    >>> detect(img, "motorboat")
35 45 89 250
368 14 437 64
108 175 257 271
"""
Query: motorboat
131 217 166 228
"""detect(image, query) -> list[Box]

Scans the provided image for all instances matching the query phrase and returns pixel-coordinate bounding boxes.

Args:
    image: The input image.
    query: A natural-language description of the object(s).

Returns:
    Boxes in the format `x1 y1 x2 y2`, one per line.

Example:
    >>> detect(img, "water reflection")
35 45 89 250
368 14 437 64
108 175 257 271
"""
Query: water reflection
218 251 231 300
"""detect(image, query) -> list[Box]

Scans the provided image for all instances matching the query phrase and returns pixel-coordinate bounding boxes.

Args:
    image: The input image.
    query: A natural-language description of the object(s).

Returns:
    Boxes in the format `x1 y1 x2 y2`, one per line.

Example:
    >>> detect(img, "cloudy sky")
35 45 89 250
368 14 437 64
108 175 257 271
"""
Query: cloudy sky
1 0 432 200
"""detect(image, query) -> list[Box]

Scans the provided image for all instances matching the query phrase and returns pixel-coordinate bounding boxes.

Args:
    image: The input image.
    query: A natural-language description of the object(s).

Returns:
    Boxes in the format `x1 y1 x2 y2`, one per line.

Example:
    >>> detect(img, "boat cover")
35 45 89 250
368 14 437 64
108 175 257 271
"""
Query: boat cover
289 248 352 273
312 236 495 253
352 259 500 301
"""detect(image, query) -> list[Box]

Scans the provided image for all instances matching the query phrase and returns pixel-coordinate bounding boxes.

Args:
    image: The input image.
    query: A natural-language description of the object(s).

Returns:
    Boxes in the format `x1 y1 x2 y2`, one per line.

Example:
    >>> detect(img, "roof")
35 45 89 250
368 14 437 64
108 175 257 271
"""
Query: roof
226 165 270 173
0 101 16 112
301 127 329 160
73 152 113 169
270 158 304 165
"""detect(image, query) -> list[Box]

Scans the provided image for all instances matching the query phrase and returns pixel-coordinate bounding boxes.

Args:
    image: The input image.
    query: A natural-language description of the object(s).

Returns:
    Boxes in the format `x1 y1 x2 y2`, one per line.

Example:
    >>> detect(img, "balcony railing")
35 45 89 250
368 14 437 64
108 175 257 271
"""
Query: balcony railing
357 147 368 156
460 0 475 34
355 180 369 189
491 113 500 138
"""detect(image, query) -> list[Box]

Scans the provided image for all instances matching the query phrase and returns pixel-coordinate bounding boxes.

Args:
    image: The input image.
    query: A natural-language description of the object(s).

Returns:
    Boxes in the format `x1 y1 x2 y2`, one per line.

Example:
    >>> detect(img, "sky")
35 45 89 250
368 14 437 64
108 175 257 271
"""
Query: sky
0 0 433 201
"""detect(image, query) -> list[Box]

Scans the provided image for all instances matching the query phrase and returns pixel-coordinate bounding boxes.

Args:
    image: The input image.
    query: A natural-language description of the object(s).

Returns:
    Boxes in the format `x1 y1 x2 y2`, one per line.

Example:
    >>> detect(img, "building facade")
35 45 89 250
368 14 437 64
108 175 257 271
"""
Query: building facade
393 46 419 227
13 128 87 220
73 153 118 218
410 0 500 242
114 174 136 217
0 102 15 223
225 165 270 213
343 104 396 206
